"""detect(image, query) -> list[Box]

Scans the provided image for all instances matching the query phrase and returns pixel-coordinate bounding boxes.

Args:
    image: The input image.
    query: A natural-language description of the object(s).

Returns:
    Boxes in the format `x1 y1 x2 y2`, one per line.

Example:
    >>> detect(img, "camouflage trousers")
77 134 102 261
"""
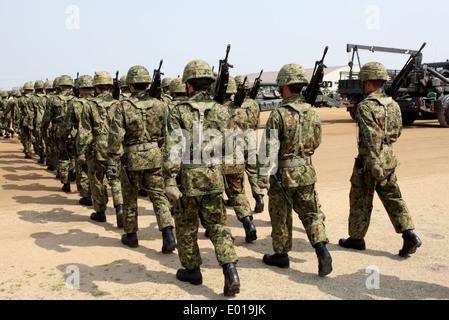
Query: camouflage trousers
108 170 123 208
75 154 90 198
20 127 33 155
43 133 57 168
268 177 328 254
87 157 108 213
245 162 263 197
33 130 46 158
224 172 252 221
173 192 238 269
121 167 173 234
348 166 414 239
56 138 75 185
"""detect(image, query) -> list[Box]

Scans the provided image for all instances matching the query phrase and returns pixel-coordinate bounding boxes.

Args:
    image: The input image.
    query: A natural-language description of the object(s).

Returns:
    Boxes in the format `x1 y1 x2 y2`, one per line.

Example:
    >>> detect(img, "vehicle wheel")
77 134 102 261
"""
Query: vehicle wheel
437 95 449 127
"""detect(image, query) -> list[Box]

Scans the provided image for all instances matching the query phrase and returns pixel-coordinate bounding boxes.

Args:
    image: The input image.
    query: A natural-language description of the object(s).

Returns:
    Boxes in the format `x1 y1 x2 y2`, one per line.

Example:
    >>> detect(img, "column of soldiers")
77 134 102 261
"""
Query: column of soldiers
0 58 423 297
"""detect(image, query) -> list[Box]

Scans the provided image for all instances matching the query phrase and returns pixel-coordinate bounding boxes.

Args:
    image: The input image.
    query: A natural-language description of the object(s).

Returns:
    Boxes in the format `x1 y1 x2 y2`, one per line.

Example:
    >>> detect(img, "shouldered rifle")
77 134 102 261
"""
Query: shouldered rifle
112 71 120 100
234 76 248 107
214 44 233 104
249 69 263 100
74 72 80 98
148 59 164 99
385 42 426 97
304 46 328 106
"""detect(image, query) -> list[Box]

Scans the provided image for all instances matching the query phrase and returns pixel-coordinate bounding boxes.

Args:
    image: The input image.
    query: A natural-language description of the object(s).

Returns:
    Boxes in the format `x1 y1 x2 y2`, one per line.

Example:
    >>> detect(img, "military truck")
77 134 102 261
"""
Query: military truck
338 44 449 127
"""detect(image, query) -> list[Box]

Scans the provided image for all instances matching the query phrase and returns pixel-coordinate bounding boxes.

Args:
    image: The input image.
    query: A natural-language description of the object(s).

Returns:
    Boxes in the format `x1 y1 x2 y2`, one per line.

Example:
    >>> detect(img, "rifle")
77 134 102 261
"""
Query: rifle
385 42 426 97
214 44 233 104
233 76 248 107
148 59 164 99
304 46 329 106
249 69 263 100
112 71 120 100
74 72 80 98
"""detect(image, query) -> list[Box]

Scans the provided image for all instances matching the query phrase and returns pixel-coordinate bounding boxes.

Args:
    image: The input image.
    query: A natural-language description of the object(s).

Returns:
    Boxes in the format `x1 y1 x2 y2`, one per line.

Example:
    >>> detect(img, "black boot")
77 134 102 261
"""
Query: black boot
263 253 289 268
62 183 71 193
115 205 123 228
176 268 202 285
162 226 176 253
90 211 106 222
254 194 264 213
242 216 257 243
138 189 148 197
315 242 333 277
37 156 45 164
47 165 54 171
223 263 240 296
121 233 138 248
79 197 92 206
399 230 422 257
24 154 32 159
338 237 366 250
4 134 10 139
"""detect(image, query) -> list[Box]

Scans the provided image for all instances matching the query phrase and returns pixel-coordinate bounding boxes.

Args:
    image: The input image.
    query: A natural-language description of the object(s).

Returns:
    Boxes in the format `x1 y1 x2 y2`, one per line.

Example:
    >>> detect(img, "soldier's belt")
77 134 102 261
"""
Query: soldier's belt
278 156 312 168
124 142 158 153
359 144 393 156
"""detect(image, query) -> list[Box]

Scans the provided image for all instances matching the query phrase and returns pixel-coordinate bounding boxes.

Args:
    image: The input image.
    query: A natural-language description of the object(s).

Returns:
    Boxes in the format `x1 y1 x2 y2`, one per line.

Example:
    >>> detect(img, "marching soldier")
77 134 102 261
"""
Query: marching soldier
163 60 240 296
257 63 332 277
28 80 47 164
16 81 35 159
339 62 422 256
107 65 175 252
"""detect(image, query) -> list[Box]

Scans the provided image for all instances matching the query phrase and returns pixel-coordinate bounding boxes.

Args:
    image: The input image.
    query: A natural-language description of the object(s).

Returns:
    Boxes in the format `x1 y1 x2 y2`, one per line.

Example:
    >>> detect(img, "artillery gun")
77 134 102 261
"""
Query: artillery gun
338 43 449 127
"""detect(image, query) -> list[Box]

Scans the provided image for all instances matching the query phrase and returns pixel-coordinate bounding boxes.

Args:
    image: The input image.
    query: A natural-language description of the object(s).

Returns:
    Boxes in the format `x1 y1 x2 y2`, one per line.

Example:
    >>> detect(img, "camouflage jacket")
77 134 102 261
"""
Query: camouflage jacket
27 92 47 129
163 91 231 196
261 94 321 188
108 91 167 171
356 89 401 170
168 95 189 111
78 92 119 161
241 97 260 131
41 90 75 136
60 92 94 143
15 93 33 128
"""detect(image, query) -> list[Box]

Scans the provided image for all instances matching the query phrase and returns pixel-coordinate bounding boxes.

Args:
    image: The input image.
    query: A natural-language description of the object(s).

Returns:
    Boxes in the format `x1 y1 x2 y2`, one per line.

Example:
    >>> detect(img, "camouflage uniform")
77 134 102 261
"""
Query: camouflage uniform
108 65 175 251
2 90 20 138
164 60 240 296
16 82 35 158
223 76 257 243
0 91 9 136
42 75 76 190
60 75 94 204
78 71 119 224
41 79 58 170
28 80 47 163
258 63 332 277
340 62 421 257
160 77 173 104
168 77 188 110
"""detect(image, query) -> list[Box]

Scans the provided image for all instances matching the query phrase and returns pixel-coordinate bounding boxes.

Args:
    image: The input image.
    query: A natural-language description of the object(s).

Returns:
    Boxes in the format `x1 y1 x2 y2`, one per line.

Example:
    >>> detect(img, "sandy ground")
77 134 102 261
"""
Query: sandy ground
0 107 448 301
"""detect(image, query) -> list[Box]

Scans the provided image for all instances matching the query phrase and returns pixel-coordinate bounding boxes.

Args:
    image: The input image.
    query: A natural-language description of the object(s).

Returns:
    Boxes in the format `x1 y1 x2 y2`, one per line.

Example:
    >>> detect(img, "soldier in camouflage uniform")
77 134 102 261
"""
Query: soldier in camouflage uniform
257 63 332 277
41 79 57 170
2 90 20 139
60 75 95 207
339 62 422 256
28 80 47 164
78 71 121 226
163 60 240 296
235 75 264 213
168 77 188 110
222 76 257 243
119 75 131 100
16 82 35 159
0 91 9 137
42 75 76 192
160 77 173 103
107 65 175 252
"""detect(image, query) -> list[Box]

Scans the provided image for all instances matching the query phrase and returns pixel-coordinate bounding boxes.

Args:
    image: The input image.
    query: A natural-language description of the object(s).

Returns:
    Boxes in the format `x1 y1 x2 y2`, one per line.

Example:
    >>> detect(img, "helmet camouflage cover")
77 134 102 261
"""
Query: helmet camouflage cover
182 60 215 83
120 75 128 87
23 81 34 91
276 63 308 87
93 71 113 86
59 75 74 87
77 75 93 88
169 77 186 94
234 75 251 90
162 77 172 88
126 65 152 85
34 80 45 90
359 62 389 82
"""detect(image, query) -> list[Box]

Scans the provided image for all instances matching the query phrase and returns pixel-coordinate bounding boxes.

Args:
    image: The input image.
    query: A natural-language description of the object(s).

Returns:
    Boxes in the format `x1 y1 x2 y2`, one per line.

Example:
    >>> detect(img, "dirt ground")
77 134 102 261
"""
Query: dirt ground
0 107 448 301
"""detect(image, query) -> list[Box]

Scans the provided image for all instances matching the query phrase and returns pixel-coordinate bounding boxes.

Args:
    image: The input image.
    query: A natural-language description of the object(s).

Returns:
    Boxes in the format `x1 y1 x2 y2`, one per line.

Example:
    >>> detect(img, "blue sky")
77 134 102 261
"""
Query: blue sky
0 0 447 90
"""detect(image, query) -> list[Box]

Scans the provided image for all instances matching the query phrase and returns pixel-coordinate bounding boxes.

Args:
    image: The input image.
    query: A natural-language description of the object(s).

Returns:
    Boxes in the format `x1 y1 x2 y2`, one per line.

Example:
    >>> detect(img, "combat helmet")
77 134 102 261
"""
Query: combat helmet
34 80 45 90
182 60 215 83
276 63 308 87
120 75 128 88
23 81 34 91
77 75 93 88
169 77 186 94
44 80 54 91
126 66 152 85
93 71 113 86
359 62 389 83
234 75 251 90
162 78 172 88
59 75 74 87
226 76 237 94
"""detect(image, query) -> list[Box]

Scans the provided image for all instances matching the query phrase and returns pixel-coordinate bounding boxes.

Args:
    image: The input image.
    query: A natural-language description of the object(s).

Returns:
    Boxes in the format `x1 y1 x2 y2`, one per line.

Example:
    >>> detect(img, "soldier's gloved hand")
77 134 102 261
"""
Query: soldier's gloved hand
257 176 270 190
77 154 86 165
371 164 384 180
165 186 183 201
106 165 119 180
